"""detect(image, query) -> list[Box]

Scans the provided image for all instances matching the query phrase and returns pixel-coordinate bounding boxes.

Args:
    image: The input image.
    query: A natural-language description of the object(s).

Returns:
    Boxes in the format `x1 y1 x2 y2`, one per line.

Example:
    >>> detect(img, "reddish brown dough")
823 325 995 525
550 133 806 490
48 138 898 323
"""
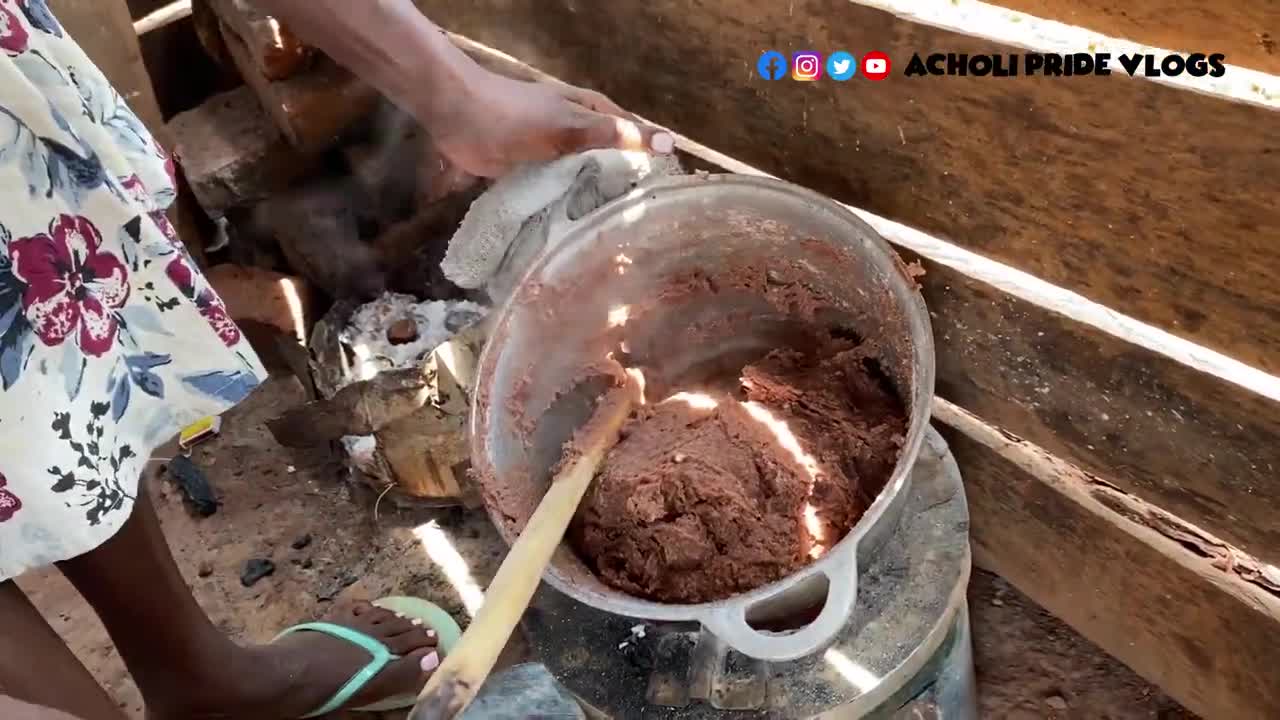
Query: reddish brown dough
571 332 907 604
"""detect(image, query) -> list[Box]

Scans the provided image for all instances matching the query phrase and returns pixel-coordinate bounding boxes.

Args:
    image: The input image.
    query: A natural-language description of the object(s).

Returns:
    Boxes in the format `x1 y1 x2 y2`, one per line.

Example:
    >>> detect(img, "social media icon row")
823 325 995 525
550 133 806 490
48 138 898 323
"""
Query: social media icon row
757 51 892 81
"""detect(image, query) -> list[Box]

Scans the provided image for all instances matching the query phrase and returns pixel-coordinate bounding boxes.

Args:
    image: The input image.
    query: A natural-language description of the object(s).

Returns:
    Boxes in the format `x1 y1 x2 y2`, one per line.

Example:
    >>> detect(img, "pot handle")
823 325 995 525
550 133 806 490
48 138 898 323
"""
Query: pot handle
700 548 859 662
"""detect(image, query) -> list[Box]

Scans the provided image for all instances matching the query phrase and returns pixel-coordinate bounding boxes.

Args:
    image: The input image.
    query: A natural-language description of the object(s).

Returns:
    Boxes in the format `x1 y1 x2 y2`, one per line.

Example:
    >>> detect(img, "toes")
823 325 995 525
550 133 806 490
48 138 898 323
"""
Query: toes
416 647 441 675
384 627 439 655
348 600 375 616
362 607 406 627
376 616 417 637
364 606 396 623
353 646 438 706
407 646 441 682
346 605 419 638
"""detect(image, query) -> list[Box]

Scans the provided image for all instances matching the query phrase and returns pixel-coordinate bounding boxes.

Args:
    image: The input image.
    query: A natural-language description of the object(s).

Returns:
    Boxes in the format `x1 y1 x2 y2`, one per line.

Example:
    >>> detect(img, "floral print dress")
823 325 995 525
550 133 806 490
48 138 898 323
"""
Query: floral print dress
0 1 266 580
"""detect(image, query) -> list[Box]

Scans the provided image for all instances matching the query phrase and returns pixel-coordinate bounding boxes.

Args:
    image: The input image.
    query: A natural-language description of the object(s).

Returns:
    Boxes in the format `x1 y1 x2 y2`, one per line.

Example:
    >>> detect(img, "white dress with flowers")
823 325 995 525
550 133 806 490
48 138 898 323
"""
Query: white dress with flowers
0 0 266 580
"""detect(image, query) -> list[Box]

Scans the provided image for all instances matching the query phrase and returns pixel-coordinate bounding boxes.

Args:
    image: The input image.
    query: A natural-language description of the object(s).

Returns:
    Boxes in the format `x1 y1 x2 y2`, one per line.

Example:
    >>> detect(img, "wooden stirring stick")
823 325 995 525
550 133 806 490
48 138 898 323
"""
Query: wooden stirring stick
408 373 640 720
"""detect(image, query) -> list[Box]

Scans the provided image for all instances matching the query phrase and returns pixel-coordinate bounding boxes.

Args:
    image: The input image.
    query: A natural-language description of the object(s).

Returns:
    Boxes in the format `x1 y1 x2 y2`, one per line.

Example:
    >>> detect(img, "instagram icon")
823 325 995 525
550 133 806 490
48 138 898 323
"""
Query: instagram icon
792 51 823 81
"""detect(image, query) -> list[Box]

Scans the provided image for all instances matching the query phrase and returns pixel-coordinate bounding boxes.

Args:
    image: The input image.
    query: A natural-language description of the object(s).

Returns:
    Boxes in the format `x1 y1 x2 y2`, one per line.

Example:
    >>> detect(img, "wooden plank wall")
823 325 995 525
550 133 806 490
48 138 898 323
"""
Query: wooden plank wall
416 0 1280 377
936 400 1280 720
668 140 1280 720
418 0 1280 562
426 9 1280 718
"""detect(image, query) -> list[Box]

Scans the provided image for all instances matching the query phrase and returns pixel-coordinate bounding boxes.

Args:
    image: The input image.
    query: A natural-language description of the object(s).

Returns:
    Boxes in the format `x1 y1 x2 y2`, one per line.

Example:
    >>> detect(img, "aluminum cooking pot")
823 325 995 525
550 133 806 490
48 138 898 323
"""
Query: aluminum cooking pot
471 174 935 662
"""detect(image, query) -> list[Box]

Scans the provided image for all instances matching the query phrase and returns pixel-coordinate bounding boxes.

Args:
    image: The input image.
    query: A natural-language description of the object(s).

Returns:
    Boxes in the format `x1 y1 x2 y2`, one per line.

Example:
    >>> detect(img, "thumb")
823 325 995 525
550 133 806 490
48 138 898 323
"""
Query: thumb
556 110 675 156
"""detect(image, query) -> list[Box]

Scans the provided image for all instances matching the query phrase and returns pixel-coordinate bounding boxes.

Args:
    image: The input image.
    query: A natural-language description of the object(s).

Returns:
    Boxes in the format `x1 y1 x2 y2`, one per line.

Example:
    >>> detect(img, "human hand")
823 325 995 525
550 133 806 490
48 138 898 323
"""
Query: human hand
251 0 669 179
422 69 675 179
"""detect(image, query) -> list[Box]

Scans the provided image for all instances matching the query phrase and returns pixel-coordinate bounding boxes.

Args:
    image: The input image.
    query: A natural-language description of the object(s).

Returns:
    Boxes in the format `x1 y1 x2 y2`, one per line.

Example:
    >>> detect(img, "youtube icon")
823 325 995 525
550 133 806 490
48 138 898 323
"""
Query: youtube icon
861 51 892 80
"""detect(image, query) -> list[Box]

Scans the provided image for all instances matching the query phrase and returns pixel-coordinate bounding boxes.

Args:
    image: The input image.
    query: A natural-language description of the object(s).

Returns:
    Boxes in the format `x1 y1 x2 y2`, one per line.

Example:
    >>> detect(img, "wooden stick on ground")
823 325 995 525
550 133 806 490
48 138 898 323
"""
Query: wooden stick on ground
134 0 192 36
408 372 641 720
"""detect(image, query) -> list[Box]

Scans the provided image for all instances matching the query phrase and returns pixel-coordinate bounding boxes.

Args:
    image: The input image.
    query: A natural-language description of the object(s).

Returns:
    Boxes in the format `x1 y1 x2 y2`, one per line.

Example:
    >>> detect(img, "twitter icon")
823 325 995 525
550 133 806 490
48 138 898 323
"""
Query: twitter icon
827 51 857 80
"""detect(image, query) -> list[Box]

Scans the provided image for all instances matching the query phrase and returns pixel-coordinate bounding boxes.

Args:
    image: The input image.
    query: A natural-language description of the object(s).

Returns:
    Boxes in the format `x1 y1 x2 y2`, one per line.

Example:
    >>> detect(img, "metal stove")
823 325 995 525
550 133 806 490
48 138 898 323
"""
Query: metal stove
520 429 976 719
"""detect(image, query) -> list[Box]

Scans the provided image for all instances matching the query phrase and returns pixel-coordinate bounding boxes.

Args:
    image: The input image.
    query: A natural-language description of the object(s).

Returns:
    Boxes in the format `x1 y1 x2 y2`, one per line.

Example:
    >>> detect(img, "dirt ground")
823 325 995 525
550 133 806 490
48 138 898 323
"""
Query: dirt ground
16 375 1195 719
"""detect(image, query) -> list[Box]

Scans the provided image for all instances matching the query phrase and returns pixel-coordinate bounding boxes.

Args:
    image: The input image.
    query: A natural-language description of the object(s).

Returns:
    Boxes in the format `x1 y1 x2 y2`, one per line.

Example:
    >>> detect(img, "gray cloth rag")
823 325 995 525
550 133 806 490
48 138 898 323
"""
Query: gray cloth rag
441 149 682 301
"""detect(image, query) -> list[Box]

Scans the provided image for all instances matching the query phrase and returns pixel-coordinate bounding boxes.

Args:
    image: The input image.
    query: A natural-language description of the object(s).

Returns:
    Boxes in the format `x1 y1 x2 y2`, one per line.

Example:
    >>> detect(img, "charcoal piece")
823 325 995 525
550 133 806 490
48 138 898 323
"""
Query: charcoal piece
166 455 219 517
241 558 275 587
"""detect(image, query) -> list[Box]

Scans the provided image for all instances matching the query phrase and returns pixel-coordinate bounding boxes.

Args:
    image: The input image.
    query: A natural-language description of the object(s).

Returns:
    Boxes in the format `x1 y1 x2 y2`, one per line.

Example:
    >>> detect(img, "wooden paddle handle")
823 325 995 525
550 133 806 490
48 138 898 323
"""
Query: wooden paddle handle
409 375 639 720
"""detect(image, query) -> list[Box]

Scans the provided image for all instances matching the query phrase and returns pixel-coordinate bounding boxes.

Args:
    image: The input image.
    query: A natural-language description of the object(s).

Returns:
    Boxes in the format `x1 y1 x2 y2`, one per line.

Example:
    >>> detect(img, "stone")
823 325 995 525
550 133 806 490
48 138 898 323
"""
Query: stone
167 86 318 216
291 533 313 550
165 455 218 518
387 318 419 345
1045 695 1068 711
221 25 380 154
207 0 314 81
205 264 315 342
240 558 275 587
455 663 585 720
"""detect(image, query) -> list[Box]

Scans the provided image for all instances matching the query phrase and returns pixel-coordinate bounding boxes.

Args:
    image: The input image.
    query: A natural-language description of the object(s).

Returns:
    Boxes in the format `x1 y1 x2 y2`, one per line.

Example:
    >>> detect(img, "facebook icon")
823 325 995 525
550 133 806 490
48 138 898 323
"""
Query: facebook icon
757 50 787 80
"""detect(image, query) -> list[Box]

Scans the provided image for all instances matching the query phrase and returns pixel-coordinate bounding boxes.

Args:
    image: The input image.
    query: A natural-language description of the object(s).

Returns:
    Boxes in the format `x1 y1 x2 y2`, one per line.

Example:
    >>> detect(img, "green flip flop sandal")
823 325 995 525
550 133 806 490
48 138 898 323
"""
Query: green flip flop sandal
273 596 463 718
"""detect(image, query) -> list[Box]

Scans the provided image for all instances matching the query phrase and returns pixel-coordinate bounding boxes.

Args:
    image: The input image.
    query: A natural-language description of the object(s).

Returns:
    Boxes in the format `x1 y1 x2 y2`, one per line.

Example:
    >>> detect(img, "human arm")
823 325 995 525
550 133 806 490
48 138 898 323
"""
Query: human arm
0 696 84 720
251 0 673 177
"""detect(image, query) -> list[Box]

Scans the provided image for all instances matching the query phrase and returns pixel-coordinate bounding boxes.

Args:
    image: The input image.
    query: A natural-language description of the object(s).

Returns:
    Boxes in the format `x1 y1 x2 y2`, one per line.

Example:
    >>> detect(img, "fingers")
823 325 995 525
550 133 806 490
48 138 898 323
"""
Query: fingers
558 85 630 118
556 110 675 156
557 86 666 149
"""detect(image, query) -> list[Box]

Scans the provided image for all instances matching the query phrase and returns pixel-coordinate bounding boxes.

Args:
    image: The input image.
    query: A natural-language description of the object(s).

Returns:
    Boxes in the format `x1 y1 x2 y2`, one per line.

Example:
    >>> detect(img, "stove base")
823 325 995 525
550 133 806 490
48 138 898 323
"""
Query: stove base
522 428 974 719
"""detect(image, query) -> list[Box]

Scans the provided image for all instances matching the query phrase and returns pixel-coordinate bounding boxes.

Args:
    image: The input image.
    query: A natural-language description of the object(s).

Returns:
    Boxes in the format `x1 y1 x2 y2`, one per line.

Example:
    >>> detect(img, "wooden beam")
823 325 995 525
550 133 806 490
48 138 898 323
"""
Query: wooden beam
981 0 1280 74
933 399 1280 720
913 244 1280 566
415 0 1280 374
133 0 191 36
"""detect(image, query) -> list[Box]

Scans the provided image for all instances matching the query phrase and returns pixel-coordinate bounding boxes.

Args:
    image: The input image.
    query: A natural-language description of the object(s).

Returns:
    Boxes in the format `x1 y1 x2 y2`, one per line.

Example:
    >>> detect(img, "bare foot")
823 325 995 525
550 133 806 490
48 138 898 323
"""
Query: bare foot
147 601 439 720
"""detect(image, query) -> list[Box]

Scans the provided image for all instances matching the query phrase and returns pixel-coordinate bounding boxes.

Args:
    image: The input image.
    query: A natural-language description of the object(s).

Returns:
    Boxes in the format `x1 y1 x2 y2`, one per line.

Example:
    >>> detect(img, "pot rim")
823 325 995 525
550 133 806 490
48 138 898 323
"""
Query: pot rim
471 173 936 620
